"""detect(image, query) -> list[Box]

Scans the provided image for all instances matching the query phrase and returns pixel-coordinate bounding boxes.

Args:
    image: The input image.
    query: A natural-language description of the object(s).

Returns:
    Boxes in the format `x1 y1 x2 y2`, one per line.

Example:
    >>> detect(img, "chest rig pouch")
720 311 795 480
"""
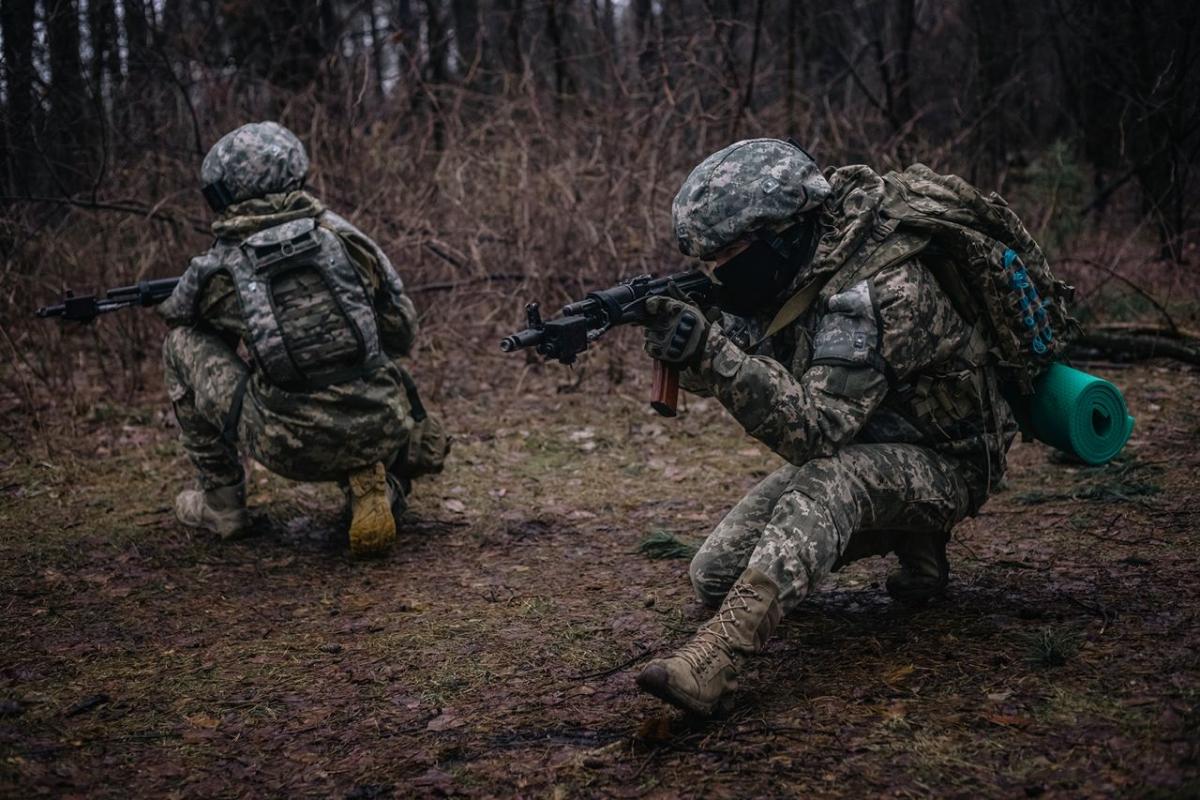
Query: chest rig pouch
227 217 385 390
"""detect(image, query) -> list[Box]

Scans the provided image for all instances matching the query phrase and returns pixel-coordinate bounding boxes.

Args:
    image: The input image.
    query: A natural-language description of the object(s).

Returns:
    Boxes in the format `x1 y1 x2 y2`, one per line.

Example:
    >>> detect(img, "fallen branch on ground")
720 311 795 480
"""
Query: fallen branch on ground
1069 331 1200 366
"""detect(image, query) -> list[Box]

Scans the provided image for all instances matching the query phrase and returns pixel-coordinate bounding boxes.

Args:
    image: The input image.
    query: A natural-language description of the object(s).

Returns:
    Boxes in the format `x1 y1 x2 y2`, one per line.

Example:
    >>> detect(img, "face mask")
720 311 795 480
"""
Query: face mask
712 220 817 316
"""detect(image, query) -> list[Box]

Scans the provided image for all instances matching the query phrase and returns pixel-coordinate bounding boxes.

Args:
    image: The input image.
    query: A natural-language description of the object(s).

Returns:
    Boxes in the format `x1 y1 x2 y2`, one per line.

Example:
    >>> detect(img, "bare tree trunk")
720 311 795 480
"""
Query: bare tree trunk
893 0 916 161
969 0 1019 181
786 0 797 133
633 0 656 80
368 0 388 103
737 0 766 129
122 0 152 79
599 0 615 50
47 0 90 192
451 0 486 78
423 0 449 149
493 0 525 75
424 0 449 84
88 0 119 105
545 0 573 111
395 0 421 82
1 0 37 195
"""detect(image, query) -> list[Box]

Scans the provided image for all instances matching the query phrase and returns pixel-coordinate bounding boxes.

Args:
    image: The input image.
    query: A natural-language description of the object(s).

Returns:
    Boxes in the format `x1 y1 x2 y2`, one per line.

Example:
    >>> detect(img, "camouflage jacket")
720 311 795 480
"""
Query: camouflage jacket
683 166 1018 494
158 192 420 471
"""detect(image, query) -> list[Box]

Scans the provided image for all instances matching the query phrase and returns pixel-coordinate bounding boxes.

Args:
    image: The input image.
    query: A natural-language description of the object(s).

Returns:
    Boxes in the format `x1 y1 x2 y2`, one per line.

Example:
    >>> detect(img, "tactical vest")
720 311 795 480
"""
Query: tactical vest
226 217 386 390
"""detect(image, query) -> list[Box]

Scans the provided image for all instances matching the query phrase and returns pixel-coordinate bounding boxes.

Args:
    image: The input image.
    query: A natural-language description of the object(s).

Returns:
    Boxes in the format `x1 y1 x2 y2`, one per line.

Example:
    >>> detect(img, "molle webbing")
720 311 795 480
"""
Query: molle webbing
229 217 386 391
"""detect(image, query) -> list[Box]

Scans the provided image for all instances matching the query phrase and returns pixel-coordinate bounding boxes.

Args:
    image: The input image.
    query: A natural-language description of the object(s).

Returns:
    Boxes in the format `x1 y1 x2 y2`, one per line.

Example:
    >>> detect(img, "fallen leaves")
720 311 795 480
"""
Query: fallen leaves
983 712 1035 728
635 715 674 743
184 713 221 730
425 710 467 732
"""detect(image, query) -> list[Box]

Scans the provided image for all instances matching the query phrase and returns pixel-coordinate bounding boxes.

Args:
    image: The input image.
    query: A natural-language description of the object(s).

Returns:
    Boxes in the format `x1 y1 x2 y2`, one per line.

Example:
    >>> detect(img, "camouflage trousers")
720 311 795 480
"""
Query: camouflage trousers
689 444 974 613
162 327 418 491
162 327 250 490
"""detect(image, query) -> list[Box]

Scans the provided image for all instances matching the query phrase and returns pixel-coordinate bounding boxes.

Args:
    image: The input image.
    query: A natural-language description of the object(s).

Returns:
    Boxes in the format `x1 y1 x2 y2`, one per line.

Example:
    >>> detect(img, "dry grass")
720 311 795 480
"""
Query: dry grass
1 359 1197 797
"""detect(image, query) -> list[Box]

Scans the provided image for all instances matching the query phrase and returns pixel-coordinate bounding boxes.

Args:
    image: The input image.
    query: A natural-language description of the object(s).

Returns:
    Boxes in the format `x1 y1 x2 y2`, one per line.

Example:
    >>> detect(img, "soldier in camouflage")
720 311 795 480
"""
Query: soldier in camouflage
158 121 448 557
635 139 1018 716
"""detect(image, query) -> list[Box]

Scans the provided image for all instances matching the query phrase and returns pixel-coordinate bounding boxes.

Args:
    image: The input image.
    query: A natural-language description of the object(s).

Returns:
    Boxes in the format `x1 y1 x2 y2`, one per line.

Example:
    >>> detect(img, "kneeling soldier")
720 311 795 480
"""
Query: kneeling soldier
159 122 448 556
636 139 1022 715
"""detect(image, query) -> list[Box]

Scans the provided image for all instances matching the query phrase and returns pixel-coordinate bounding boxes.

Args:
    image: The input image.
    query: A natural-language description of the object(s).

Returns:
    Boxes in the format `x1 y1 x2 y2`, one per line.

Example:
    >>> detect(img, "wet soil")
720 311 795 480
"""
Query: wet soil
1 357 1197 798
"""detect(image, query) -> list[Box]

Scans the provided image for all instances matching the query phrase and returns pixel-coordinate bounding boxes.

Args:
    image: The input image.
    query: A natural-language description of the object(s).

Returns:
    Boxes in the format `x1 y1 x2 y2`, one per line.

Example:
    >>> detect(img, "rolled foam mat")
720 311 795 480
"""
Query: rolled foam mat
1028 363 1135 465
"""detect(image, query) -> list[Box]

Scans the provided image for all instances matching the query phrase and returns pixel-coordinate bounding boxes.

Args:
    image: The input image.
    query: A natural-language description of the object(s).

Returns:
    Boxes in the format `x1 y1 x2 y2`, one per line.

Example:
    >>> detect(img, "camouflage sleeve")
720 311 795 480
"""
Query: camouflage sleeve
692 260 954 465
158 251 245 344
872 258 976 378
158 252 216 327
320 211 419 357
679 313 756 397
195 272 247 340
693 326 888 465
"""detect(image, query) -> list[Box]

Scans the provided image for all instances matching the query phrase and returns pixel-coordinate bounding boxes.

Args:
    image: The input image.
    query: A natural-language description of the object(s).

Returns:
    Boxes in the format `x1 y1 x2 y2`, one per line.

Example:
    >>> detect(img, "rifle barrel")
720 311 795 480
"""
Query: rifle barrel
499 328 544 352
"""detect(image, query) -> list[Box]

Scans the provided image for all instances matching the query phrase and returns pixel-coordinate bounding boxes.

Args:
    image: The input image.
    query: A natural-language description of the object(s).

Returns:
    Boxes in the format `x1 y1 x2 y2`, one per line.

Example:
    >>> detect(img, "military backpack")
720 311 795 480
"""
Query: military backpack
818 164 1080 396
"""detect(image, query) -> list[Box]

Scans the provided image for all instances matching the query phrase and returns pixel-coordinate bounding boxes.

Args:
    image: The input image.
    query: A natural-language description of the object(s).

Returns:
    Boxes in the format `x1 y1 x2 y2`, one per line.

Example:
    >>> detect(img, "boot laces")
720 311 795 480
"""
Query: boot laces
674 581 759 672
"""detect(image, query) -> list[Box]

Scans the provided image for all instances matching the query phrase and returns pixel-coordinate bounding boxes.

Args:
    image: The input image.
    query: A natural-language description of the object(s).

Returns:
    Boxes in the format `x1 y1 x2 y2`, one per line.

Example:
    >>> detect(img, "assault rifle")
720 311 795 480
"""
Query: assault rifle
499 269 716 417
35 278 180 323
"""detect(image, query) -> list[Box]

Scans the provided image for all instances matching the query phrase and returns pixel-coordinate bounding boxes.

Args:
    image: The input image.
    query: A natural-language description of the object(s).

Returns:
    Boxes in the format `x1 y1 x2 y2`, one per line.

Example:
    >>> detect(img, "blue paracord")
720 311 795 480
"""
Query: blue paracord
1002 248 1053 355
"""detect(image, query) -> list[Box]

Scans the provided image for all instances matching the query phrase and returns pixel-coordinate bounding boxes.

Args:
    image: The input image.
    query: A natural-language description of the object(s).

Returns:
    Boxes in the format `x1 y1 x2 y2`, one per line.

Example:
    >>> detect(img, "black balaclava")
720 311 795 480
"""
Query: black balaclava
713 213 821 317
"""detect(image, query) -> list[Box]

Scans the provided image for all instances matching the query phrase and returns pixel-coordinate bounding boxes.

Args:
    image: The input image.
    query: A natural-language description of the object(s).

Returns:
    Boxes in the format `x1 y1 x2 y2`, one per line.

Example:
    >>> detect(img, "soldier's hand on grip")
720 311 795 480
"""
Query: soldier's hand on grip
642 294 709 367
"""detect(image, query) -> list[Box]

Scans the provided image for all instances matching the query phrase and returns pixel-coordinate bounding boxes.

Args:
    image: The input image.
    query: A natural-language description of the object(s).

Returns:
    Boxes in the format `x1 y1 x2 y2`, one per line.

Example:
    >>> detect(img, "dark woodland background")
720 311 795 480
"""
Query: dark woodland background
2 0 1199 404
2 7 1200 796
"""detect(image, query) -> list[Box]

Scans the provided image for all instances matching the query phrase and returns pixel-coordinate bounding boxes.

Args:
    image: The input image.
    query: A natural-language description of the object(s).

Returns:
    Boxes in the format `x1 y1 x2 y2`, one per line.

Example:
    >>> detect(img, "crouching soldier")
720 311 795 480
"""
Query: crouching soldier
633 139 1071 715
158 121 448 557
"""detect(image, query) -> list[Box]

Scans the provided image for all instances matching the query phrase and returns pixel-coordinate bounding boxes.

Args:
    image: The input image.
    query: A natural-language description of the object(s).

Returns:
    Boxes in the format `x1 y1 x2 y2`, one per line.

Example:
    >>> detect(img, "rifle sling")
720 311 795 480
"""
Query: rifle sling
756 278 824 346
223 372 251 443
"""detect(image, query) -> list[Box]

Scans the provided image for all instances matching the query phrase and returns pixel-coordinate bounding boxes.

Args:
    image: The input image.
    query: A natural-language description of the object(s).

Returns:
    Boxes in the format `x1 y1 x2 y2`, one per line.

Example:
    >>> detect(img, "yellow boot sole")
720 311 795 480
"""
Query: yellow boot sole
347 463 396 558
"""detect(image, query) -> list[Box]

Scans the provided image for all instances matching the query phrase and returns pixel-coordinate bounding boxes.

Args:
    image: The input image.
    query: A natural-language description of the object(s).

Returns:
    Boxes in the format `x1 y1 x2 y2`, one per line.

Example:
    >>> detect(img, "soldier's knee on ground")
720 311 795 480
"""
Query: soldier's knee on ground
689 550 739 608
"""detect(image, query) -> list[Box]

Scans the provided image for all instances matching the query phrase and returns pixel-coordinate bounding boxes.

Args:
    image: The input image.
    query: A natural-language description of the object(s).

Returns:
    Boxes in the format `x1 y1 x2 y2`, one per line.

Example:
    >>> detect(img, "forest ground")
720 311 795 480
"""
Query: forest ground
1 341 1198 799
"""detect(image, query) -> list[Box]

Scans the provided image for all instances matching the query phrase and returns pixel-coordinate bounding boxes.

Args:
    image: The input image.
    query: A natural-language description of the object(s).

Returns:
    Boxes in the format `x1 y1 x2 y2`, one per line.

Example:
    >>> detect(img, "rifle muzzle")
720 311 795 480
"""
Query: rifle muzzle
500 329 543 352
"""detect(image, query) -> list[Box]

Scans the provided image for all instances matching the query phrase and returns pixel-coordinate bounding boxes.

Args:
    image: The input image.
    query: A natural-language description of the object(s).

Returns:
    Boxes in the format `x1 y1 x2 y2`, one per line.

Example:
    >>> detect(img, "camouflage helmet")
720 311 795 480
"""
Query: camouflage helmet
200 122 309 212
672 139 831 259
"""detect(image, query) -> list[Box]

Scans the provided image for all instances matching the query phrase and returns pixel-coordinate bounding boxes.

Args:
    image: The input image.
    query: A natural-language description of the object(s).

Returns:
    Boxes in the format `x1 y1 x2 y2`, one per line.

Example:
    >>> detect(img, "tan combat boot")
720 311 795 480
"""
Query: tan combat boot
347 463 398 558
637 568 782 716
886 531 949 606
175 482 251 540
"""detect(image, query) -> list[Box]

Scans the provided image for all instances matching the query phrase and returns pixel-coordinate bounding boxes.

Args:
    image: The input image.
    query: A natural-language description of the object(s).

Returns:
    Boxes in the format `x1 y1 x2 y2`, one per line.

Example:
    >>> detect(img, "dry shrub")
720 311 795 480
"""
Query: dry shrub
1 61 1191 440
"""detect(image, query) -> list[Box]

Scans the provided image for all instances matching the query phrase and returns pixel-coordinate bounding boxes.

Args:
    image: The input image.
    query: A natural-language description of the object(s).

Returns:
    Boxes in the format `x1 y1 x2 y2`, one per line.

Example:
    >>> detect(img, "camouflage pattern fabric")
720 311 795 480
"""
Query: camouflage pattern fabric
689 444 972 612
689 256 1016 478
672 139 832 259
163 324 414 488
223 216 386 389
162 327 248 490
670 160 1024 609
161 193 423 489
160 190 419 359
201 122 308 206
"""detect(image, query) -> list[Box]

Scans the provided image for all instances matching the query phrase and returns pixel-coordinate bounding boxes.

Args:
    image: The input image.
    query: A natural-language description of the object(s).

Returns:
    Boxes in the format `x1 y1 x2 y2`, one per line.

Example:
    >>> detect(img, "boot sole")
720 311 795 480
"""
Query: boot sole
348 464 397 558
635 664 718 717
